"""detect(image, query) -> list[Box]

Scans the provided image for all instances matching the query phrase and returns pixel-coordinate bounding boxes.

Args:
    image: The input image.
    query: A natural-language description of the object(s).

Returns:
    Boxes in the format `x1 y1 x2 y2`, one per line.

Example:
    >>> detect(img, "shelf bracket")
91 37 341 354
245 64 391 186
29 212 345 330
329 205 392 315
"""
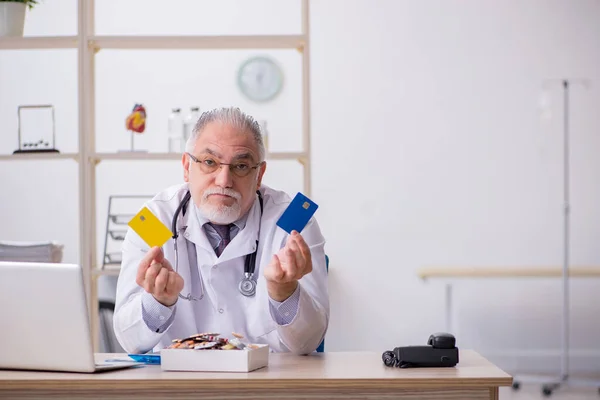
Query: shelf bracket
87 40 100 54
296 156 308 167
296 41 305 53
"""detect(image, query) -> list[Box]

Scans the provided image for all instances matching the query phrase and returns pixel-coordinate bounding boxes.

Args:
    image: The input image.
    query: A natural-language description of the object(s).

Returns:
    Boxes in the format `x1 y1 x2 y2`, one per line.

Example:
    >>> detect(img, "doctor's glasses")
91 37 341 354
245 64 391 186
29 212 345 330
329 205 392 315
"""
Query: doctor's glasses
186 152 263 178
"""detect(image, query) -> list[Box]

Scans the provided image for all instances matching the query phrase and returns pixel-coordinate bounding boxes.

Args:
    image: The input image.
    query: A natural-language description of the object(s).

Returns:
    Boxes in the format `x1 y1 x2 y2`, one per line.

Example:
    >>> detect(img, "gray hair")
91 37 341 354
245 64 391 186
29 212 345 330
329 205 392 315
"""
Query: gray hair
185 107 265 162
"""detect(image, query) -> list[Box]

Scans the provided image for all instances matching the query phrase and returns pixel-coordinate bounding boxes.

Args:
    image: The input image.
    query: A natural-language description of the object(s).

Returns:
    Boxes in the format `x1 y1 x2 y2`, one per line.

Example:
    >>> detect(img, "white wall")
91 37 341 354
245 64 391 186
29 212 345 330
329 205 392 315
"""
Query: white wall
1 0 599 374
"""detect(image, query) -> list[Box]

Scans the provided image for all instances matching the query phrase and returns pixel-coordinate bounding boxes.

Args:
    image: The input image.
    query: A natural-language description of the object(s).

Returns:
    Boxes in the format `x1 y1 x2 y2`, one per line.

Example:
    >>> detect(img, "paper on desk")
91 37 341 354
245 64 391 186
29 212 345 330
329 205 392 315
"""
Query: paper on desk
0 240 64 263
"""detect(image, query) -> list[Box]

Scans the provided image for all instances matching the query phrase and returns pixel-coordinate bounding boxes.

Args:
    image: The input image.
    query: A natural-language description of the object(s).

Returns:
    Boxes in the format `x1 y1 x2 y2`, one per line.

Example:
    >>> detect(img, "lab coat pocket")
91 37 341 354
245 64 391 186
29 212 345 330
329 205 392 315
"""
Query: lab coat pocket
244 300 278 342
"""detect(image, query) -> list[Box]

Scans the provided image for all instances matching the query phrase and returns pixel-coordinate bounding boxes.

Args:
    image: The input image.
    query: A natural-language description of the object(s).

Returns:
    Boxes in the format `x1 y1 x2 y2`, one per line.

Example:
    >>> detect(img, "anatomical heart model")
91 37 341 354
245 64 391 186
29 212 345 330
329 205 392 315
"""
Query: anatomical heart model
125 103 147 152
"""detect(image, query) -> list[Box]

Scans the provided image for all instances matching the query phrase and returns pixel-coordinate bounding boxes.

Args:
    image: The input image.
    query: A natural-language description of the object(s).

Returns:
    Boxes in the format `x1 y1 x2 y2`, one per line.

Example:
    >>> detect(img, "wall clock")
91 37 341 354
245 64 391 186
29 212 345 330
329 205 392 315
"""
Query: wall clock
237 56 284 102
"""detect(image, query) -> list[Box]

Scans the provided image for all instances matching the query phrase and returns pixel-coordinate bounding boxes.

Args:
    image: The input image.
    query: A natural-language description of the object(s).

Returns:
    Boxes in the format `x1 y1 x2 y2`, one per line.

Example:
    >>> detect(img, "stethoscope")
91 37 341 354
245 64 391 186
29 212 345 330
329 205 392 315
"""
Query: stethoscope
171 190 263 301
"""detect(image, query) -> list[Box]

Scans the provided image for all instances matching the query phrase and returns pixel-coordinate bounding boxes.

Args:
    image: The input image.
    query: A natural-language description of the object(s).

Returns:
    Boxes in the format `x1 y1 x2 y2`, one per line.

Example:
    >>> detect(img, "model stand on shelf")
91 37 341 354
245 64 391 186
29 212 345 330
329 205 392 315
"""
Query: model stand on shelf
119 103 148 153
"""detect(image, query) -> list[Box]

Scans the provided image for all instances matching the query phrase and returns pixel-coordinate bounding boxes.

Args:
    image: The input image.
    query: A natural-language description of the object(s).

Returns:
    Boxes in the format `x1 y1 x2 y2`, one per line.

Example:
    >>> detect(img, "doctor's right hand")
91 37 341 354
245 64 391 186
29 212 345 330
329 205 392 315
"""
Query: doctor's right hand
136 246 184 307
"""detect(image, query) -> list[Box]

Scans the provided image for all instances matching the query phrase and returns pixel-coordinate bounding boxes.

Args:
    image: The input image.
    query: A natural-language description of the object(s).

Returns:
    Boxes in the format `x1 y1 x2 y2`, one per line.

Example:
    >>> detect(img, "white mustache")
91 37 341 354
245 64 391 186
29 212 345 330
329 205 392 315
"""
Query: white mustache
202 187 242 201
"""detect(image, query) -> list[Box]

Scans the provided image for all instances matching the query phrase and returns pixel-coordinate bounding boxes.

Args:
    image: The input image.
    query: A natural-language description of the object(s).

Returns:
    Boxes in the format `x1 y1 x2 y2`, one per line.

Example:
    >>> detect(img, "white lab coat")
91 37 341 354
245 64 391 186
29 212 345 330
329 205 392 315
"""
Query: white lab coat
113 183 329 355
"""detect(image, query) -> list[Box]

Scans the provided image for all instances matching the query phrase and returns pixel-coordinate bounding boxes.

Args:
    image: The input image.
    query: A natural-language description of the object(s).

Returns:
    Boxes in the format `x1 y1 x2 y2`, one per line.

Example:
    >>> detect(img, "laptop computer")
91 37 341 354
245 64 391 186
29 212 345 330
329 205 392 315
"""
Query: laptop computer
0 261 139 373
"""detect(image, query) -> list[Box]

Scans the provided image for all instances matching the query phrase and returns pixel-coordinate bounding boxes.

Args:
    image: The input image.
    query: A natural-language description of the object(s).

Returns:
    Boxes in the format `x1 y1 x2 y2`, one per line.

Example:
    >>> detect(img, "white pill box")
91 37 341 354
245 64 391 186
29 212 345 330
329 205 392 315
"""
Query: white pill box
160 344 269 372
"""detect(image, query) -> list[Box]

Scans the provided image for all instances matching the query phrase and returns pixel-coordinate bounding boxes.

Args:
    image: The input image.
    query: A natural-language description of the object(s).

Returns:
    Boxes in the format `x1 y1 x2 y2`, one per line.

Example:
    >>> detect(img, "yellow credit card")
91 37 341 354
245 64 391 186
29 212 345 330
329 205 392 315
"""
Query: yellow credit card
128 207 173 248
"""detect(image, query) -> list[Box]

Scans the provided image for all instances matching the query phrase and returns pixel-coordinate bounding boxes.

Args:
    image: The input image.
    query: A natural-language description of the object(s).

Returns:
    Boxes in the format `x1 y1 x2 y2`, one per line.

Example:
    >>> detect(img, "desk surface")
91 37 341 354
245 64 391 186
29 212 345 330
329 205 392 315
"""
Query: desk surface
418 266 600 279
0 350 511 388
0 350 512 400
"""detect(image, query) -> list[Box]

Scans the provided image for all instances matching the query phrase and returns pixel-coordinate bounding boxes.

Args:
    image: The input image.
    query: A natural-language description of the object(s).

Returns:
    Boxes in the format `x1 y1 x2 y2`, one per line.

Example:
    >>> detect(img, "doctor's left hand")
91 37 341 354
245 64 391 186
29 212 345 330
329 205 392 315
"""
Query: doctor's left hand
263 231 312 302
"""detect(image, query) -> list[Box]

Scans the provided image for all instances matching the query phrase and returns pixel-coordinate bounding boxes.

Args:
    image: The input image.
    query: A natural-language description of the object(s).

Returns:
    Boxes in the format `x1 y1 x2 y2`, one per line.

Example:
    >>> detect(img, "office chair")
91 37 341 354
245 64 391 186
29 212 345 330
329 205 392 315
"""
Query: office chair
316 255 329 353
98 300 122 353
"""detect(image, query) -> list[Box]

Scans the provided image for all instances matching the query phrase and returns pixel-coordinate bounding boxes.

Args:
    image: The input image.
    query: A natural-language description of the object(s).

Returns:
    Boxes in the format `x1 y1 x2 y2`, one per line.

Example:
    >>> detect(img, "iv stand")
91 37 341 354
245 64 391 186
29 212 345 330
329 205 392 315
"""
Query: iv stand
512 78 596 397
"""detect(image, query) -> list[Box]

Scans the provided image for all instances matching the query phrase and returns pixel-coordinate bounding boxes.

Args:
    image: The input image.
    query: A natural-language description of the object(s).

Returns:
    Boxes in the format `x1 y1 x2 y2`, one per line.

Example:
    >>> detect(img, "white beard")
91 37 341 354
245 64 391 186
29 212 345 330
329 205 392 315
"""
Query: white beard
197 187 243 224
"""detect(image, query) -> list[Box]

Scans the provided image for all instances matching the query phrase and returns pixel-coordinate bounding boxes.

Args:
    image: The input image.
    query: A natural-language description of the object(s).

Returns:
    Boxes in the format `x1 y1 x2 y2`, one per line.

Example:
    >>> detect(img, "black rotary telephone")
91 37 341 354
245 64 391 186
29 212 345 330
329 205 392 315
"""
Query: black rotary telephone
381 332 459 368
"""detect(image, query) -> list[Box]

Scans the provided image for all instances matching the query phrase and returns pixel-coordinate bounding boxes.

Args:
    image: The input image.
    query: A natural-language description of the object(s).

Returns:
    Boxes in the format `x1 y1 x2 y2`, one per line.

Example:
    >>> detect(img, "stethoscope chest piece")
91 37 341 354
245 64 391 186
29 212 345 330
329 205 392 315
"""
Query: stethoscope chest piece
239 273 256 297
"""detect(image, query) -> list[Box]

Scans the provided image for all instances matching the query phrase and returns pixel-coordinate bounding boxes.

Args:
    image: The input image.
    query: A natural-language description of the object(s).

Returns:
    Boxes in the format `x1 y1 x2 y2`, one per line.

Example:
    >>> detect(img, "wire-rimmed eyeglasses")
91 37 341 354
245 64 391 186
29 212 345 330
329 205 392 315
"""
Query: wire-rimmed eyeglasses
186 152 262 178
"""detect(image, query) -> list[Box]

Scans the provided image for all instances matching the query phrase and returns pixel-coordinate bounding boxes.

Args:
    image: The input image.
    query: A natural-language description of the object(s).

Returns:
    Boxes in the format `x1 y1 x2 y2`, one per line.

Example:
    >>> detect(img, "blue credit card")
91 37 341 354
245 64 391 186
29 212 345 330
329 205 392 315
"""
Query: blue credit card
276 192 319 234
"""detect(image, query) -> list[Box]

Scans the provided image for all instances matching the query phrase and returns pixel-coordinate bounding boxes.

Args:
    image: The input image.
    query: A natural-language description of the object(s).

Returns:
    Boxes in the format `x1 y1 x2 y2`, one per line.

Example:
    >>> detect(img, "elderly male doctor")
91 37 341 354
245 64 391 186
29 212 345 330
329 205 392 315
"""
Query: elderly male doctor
113 107 329 355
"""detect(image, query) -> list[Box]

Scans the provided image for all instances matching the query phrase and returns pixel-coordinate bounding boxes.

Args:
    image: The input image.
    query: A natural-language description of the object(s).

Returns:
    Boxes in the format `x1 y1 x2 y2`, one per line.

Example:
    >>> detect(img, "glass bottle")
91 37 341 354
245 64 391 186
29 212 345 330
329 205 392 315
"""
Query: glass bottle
183 106 200 144
167 108 183 153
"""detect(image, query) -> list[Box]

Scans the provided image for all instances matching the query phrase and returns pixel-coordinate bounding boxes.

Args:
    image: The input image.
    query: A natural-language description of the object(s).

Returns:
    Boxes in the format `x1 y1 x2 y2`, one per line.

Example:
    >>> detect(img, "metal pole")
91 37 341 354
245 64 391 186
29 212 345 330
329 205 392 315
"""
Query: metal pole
511 78 594 396
561 79 570 381
445 283 453 333
301 0 311 197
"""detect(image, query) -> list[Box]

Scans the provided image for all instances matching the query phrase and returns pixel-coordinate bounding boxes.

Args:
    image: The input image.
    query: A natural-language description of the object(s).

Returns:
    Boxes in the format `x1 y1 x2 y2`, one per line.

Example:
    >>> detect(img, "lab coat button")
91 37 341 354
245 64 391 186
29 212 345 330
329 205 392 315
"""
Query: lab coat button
159 316 165 321
184 232 190 238
213 265 217 269
219 308 224 314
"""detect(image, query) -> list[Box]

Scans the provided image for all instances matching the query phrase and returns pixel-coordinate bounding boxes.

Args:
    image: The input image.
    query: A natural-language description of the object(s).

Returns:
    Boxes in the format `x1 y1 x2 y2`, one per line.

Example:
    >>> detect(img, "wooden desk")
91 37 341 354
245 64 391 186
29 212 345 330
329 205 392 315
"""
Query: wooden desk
417 266 600 332
0 351 511 400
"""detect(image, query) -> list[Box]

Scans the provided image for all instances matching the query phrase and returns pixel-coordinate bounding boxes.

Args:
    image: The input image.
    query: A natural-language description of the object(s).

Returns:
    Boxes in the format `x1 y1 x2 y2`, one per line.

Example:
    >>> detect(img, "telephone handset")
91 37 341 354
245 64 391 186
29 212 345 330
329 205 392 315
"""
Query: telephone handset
382 332 459 368
427 332 456 349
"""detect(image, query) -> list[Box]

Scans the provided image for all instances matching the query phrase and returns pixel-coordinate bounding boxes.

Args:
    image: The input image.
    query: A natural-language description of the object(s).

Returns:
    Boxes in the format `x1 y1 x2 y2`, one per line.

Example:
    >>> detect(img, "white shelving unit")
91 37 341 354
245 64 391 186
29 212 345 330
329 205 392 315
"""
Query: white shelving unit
0 153 79 161
0 0 312 351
